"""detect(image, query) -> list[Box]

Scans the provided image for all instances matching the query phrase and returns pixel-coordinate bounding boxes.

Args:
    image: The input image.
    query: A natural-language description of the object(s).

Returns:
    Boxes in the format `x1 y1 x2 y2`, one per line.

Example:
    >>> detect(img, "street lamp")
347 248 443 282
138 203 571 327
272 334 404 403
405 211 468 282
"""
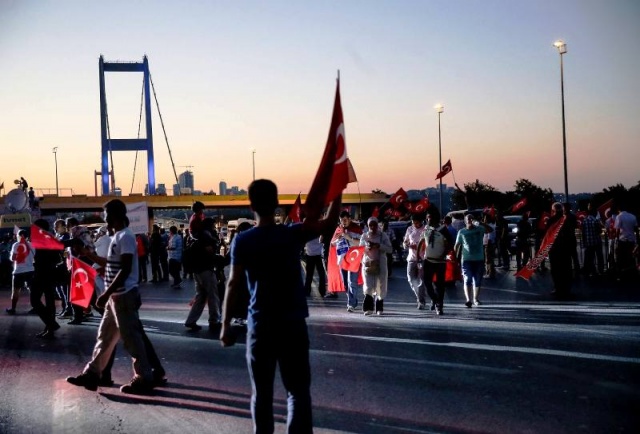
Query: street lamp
52 147 59 196
251 148 256 181
434 104 444 212
554 39 569 203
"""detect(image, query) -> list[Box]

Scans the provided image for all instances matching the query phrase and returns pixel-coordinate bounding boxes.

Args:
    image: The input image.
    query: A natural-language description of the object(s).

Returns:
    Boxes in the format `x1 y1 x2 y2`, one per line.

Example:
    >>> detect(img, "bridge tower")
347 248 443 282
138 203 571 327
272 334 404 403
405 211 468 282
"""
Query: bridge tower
99 55 156 195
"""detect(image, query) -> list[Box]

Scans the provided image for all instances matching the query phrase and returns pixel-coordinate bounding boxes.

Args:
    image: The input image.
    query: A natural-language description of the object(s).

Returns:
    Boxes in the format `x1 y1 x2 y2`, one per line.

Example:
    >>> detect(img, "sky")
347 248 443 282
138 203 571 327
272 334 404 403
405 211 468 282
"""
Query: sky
1 0 639 198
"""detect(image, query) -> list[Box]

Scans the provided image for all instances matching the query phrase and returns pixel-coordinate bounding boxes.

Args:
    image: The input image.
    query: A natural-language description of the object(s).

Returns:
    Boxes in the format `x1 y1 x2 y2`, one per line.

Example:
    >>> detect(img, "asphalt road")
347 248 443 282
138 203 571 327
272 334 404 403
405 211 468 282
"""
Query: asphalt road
1 264 639 434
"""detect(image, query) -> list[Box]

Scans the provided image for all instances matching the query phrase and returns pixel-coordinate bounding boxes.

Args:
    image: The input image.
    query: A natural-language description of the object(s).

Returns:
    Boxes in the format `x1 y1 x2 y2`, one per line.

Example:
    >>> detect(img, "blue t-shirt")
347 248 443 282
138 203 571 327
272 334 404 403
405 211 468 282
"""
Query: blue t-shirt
455 226 486 262
231 223 311 328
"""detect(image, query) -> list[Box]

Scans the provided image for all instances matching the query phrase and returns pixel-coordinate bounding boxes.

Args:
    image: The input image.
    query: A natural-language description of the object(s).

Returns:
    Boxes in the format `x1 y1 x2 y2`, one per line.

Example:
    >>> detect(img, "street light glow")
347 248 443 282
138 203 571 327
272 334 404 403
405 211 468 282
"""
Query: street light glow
554 40 567 54
434 103 444 113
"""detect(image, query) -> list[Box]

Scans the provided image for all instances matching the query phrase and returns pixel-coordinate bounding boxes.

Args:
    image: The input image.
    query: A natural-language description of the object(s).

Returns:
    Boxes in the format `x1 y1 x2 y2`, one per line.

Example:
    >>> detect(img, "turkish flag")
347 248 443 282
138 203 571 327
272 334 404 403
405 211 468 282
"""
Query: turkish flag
413 197 430 214
30 224 64 250
404 201 415 212
346 158 358 183
372 206 379 218
483 205 496 219
70 257 97 308
538 212 550 231
14 239 29 263
516 216 566 280
435 160 452 180
511 198 528 213
390 188 408 208
305 79 349 220
341 246 365 273
288 194 302 223
597 198 614 219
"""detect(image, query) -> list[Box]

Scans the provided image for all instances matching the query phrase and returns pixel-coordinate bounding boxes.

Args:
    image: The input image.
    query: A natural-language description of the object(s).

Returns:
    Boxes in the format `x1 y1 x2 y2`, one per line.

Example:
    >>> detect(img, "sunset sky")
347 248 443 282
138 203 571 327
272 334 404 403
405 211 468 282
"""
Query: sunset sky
1 0 638 198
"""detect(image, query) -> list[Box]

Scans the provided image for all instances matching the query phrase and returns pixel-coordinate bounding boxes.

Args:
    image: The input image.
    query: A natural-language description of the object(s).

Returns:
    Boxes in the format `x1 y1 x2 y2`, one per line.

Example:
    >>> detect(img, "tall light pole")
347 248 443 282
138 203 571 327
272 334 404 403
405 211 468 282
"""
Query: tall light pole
52 147 59 196
251 148 256 181
435 104 444 212
554 39 569 203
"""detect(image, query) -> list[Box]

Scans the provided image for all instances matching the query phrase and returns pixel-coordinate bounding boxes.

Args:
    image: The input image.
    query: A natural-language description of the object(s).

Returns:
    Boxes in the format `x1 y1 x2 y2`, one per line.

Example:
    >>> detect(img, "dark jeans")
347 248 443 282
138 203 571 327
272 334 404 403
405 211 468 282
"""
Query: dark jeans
583 244 604 275
150 253 163 281
304 255 326 297
138 255 148 282
423 260 446 308
246 320 312 434
550 249 572 295
31 272 58 330
169 259 182 285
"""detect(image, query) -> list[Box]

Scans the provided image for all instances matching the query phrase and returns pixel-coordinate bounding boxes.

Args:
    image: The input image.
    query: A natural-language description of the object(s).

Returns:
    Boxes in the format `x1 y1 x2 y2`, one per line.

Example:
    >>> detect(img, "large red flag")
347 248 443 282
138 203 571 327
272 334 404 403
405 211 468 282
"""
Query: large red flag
327 245 346 293
597 198 614 219
413 197 430 214
288 194 302 223
30 224 64 250
435 160 452 180
70 257 98 308
511 198 528 213
371 206 380 218
516 216 566 280
341 246 365 273
390 188 408 208
305 79 349 220
346 158 358 183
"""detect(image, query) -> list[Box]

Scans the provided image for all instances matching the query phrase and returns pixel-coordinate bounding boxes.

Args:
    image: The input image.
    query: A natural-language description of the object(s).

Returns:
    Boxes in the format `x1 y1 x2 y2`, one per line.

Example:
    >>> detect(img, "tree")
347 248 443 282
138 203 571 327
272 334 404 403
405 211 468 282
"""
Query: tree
509 178 554 217
371 189 386 195
452 179 506 211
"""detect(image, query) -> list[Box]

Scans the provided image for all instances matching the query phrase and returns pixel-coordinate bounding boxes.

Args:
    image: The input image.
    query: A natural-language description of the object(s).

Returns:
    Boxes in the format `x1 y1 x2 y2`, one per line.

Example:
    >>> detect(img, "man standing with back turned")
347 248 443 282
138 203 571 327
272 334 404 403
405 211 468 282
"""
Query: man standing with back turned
220 179 341 434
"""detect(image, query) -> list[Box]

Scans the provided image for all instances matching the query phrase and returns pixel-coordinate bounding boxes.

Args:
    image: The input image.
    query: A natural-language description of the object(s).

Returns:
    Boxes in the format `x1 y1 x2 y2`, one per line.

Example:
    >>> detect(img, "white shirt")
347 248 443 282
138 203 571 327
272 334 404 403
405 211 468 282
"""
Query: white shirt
11 240 35 274
615 211 638 243
403 224 425 262
105 227 139 294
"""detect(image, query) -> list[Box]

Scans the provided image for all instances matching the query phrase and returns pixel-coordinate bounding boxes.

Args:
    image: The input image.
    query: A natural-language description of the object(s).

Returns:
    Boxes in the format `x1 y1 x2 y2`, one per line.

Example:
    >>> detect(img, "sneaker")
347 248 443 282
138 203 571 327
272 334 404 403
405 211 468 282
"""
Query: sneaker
346 306 355 313
120 377 154 395
417 303 425 310
153 368 168 387
5 308 15 315
185 323 202 331
465 301 473 308
364 310 374 316
376 311 383 316
473 299 481 306
67 371 100 391
436 309 443 316
430 301 436 311
324 292 338 299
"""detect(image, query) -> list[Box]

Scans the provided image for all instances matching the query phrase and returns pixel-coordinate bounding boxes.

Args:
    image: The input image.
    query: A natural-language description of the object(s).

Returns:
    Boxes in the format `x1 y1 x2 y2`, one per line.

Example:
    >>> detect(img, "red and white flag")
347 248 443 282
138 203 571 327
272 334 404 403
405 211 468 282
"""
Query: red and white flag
70 257 98 308
516 216 566 280
14 238 29 263
413 197 430 214
390 188 408 208
30 224 64 250
341 246 365 273
288 194 302 223
483 205 496 219
346 158 358 184
511 198 528 213
371 206 380 218
435 160 452 180
305 78 349 220
538 212 551 231
597 199 614 219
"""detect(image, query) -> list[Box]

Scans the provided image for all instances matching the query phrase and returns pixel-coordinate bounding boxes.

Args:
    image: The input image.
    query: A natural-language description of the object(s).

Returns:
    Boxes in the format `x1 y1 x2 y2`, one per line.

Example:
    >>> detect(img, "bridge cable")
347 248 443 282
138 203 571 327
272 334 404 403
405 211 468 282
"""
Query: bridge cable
130 76 145 194
149 72 181 195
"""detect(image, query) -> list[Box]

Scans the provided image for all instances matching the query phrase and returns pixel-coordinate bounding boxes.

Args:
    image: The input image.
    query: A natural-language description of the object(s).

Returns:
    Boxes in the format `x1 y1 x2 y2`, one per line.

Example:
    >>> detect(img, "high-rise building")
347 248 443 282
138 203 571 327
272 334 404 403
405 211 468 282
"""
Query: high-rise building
178 170 194 192
219 181 227 196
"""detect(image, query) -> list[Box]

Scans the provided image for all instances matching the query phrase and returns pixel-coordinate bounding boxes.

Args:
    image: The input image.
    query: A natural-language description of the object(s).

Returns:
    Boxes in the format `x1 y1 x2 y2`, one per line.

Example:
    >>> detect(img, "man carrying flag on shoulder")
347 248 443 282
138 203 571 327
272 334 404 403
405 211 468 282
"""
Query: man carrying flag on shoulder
327 210 363 310
5 229 34 315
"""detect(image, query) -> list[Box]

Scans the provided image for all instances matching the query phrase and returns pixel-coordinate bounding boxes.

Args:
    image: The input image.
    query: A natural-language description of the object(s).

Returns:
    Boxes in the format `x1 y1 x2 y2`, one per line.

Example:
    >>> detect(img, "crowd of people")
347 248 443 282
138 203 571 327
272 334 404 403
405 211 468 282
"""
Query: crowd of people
1 186 638 432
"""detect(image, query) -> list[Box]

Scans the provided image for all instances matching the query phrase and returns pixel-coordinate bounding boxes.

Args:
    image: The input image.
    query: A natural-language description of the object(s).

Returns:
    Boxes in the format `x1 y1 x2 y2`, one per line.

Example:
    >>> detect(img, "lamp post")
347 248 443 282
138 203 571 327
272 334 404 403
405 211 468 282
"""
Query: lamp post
52 147 59 196
251 148 256 181
435 104 444 212
554 39 569 203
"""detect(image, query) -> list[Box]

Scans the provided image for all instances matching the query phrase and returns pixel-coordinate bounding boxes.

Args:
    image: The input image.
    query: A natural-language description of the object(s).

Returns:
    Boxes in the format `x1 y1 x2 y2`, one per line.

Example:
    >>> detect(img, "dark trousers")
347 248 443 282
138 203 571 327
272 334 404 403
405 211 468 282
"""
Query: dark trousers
550 249 572 295
304 255 326 297
169 259 182 285
160 254 169 281
246 320 312 434
31 273 58 330
423 260 446 308
150 253 162 281
583 244 604 275
138 255 148 282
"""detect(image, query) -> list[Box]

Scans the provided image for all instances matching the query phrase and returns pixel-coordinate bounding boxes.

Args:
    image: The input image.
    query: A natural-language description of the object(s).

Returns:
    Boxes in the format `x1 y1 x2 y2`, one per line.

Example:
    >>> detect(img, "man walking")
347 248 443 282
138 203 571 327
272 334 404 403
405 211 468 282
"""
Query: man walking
455 214 493 308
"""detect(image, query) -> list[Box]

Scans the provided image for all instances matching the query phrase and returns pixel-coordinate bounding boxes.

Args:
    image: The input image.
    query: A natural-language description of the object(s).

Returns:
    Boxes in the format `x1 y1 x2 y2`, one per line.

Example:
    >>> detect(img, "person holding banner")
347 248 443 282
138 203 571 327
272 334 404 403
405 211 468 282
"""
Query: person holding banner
328 210 363 311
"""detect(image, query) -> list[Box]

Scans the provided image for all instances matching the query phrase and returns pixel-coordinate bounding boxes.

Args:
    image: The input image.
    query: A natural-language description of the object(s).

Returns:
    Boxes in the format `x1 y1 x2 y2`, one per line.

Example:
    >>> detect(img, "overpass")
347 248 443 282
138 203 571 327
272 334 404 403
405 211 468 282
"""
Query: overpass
37 192 387 216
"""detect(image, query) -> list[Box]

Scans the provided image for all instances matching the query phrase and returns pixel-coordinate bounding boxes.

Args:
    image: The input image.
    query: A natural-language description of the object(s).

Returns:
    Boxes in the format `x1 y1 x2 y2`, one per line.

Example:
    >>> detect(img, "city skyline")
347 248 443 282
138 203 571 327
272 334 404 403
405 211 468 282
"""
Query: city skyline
1 1 638 198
